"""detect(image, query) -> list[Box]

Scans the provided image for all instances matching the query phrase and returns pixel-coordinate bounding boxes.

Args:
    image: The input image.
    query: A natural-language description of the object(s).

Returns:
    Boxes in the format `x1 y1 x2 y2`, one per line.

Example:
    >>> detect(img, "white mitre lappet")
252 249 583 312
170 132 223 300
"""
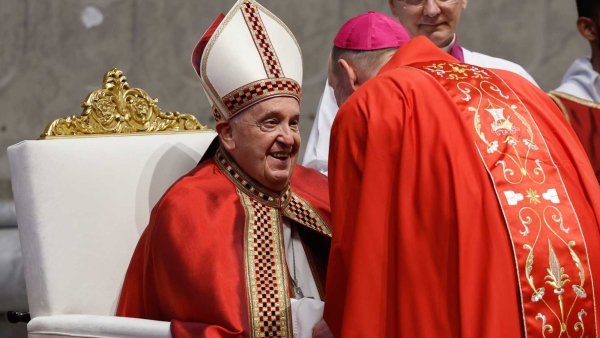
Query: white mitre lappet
191 0 303 122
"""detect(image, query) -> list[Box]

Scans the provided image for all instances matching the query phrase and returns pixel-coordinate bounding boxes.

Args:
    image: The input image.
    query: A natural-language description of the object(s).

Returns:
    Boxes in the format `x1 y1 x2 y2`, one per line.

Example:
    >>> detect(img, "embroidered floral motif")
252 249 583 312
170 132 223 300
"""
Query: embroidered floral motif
542 189 560 204
526 189 541 205
407 61 598 338
504 190 524 207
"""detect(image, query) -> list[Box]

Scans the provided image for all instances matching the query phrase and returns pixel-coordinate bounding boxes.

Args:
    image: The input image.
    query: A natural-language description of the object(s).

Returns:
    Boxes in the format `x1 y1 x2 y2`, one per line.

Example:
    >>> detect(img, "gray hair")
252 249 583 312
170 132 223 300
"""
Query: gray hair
330 46 398 84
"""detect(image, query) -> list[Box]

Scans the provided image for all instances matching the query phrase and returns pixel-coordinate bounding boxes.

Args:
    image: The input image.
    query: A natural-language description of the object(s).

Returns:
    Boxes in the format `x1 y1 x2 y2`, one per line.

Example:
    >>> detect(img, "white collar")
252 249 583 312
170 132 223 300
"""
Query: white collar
556 57 600 102
441 34 457 53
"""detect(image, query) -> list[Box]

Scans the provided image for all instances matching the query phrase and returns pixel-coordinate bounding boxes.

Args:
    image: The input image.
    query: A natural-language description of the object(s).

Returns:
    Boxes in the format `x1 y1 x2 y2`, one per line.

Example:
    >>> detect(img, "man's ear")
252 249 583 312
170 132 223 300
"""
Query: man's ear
338 59 359 91
577 17 597 43
388 0 399 18
216 120 236 152
461 0 468 10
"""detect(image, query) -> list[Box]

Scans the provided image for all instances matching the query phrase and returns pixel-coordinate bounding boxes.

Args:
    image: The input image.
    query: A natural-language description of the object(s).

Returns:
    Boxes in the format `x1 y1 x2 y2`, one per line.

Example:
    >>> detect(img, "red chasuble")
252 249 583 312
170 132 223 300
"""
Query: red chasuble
117 146 332 338
548 91 600 184
325 37 600 338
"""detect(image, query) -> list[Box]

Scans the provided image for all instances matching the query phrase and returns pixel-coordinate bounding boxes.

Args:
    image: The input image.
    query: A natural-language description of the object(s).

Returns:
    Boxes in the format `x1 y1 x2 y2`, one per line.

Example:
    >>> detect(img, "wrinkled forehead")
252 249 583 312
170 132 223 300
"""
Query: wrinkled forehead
236 96 301 120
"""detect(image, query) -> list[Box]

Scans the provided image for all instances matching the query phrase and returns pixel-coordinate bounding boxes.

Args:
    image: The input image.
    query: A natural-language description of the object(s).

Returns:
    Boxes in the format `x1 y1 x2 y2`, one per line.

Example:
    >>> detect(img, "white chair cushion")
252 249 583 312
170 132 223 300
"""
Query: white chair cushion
8 132 217 318
28 315 171 338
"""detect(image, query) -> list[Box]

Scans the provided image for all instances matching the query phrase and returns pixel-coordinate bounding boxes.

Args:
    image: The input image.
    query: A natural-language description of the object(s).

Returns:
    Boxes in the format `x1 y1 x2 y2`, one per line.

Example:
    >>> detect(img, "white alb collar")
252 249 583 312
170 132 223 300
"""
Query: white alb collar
441 34 457 53
556 57 600 102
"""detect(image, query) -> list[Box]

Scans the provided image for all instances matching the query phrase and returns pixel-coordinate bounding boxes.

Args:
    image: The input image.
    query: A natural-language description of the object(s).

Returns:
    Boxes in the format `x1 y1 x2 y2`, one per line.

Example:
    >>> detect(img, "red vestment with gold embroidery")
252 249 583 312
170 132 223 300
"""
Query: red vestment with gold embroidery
325 37 600 338
117 147 331 338
548 91 600 184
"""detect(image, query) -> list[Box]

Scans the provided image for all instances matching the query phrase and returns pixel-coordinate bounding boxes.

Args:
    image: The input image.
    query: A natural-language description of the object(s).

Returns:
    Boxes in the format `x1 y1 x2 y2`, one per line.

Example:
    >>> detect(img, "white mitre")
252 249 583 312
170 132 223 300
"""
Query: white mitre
191 0 303 122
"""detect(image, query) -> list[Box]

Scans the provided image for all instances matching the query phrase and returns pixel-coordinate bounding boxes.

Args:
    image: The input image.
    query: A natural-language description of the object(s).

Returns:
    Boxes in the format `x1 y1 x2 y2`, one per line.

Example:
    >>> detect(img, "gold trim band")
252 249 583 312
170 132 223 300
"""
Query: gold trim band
549 90 600 109
240 1 284 79
221 78 302 117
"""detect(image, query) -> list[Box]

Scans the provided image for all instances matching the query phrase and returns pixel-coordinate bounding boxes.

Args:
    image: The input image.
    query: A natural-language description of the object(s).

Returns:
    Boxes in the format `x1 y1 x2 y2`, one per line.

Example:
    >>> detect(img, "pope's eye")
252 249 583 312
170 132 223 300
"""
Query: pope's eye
264 119 277 126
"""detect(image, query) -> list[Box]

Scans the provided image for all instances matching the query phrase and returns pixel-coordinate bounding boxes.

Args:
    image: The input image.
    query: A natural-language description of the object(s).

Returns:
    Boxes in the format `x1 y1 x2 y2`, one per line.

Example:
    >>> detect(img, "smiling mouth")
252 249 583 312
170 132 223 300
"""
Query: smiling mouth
420 21 445 27
270 152 290 161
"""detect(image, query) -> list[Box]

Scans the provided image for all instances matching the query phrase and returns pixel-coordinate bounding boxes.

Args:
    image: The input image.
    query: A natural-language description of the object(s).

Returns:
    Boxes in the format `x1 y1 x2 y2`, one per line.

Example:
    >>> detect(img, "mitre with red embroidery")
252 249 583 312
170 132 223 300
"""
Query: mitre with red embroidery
191 0 303 122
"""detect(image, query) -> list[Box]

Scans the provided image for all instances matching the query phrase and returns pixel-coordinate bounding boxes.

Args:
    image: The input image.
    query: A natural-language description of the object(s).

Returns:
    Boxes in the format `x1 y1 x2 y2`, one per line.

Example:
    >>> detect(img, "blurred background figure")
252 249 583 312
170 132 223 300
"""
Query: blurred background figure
550 0 600 183
388 0 537 83
554 0 600 101
0 0 590 337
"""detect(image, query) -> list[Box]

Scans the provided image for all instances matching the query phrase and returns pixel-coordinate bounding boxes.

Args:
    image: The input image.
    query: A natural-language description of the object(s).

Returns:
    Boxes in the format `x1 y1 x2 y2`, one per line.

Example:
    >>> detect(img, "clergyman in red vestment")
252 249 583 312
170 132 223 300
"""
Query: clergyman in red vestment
549 0 600 183
324 36 600 337
116 1 332 337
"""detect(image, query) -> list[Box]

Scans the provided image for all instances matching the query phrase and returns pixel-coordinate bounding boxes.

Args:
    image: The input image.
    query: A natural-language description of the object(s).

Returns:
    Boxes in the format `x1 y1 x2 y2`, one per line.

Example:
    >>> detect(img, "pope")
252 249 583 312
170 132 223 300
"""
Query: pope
116 1 332 337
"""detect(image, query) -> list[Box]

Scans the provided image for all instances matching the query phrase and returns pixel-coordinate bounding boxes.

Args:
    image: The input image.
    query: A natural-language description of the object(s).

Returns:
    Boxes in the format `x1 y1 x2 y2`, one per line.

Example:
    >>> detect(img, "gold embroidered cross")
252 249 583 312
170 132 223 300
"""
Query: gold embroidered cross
526 188 541 204
451 66 467 74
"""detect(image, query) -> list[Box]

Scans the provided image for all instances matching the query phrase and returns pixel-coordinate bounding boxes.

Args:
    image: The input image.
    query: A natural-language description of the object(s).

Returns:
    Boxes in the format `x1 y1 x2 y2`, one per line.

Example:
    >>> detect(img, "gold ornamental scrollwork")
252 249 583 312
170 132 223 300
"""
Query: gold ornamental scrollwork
40 68 211 139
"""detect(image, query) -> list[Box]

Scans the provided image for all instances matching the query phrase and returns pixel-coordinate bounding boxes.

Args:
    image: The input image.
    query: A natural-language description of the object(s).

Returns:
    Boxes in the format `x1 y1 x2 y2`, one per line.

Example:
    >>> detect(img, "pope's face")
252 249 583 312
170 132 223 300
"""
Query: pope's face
388 0 468 48
221 97 301 192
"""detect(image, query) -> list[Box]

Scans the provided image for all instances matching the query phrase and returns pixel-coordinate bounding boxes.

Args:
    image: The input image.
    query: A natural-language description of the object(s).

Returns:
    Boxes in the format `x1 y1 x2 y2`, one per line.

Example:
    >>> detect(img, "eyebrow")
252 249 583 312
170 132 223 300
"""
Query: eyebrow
260 111 300 119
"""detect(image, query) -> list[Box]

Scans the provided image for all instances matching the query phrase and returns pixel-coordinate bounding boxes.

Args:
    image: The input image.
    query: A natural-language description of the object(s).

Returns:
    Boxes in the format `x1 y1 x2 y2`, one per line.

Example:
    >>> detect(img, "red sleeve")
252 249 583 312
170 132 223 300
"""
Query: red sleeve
117 165 250 338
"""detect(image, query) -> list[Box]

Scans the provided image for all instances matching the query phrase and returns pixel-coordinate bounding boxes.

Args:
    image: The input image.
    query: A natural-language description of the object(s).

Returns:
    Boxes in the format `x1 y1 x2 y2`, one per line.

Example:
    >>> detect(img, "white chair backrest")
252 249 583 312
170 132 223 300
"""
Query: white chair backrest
8 132 217 318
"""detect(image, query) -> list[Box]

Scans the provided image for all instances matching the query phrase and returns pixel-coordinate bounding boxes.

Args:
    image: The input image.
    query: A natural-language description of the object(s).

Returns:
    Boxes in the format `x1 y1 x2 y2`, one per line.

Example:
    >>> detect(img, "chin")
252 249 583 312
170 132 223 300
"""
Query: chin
418 27 447 40
428 31 452 46
266 174 291 190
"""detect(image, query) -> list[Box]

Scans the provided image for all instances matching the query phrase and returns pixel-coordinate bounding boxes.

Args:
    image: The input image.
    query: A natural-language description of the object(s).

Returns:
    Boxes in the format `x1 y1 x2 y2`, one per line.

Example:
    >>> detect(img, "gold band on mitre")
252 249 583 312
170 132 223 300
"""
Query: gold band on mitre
220 78 302 119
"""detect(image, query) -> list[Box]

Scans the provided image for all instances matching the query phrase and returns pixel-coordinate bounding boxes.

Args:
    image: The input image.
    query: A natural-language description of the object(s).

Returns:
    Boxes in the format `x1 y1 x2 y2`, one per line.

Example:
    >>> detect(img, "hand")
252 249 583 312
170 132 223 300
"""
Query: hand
312 319 333 338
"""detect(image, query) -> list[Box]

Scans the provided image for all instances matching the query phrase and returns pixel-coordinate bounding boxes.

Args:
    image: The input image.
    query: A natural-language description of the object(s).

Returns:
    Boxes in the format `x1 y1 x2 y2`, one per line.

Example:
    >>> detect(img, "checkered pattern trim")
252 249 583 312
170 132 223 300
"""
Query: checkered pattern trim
211 104 223 122
241 1 284 79
215 148 291 208
238 191 292 338
221 78 302 118
284 194 332 237
217 146 331 336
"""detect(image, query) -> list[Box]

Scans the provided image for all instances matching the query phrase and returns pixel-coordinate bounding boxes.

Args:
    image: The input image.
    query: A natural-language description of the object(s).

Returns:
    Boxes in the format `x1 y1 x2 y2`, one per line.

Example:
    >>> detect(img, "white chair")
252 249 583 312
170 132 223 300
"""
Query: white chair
8 69 217 338
0 200 28 314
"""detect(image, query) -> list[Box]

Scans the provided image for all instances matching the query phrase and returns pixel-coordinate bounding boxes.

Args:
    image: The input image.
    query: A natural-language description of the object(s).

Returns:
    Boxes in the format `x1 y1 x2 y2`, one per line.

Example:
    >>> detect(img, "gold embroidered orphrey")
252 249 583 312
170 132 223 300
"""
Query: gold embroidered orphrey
40 68 210 139
215 148 331 337
409 61 598 338
240 0 284 79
